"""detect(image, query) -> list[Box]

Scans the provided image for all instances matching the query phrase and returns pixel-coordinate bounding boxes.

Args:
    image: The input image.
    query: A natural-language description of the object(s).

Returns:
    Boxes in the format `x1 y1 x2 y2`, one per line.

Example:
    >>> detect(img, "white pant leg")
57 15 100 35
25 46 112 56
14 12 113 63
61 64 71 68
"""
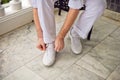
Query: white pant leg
68 0 84 9
72 0 107 39
37 0 56 43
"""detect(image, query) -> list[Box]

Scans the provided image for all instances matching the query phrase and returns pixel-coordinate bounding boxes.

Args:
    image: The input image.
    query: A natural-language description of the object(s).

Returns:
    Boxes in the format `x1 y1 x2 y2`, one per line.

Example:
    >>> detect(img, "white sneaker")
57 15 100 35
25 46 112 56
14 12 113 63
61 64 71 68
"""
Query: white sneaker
43 43 56 66
69 29 82 54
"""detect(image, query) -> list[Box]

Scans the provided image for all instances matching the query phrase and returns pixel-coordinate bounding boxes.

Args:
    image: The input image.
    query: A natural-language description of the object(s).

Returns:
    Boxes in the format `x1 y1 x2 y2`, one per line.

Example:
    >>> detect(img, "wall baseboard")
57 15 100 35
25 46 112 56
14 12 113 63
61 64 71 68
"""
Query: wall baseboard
103 9 120 22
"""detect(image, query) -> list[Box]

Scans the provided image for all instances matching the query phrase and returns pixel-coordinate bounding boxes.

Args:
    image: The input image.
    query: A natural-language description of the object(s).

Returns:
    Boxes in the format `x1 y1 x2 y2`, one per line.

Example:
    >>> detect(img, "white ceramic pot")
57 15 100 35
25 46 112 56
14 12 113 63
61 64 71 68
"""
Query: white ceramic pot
9 0 22 10
0 7 5 17
0 1 5 17
27 0 32 6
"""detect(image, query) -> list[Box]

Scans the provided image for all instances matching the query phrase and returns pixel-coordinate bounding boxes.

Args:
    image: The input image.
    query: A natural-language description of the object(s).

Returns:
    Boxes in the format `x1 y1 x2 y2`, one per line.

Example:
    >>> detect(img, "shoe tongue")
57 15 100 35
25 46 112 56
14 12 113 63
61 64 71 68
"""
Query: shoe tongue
47 43 54 49
46 43 55 54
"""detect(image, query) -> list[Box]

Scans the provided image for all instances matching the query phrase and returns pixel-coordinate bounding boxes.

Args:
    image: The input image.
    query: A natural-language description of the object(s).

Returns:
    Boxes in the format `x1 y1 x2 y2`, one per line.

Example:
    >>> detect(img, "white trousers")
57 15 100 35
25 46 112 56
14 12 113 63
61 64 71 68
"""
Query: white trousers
35 0 107 43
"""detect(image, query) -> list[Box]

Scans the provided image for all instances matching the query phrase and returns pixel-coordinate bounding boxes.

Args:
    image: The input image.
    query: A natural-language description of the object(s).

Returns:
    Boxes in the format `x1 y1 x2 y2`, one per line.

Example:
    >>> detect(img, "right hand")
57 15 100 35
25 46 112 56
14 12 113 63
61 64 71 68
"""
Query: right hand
36 38 46 51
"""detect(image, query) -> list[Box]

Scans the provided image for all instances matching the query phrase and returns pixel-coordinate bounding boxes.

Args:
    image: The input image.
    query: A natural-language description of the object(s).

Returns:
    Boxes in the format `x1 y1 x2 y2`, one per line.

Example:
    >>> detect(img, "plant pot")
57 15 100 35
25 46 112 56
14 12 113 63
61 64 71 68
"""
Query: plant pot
9 0 22 10
0 6 5 17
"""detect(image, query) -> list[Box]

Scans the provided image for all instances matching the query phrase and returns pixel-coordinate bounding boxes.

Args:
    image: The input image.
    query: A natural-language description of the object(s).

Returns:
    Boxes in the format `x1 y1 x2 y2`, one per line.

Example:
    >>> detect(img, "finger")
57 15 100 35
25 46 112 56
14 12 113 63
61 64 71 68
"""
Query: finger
56 48 59 52
42 44 46 51
59 46 63 52
54 42 57 51
36 45 43 51
54 46 57 52
58 45 64 52
56 46 61 52
55 44 58 52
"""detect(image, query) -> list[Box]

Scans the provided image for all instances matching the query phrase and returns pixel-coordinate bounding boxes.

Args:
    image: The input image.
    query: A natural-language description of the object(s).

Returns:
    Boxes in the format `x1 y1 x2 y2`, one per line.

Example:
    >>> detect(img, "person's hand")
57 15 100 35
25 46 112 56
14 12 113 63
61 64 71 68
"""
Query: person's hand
55 36 64 52
36 38 46 51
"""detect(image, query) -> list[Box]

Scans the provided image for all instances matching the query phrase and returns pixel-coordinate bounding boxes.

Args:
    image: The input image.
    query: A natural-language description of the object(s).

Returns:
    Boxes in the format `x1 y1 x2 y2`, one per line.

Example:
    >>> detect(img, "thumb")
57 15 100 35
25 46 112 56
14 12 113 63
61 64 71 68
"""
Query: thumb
54 42 58 52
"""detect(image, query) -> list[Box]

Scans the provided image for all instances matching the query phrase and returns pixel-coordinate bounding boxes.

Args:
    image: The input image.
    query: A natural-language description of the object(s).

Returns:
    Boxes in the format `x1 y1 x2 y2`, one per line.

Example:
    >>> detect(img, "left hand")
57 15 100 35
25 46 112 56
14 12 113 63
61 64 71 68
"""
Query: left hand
55 36 64 52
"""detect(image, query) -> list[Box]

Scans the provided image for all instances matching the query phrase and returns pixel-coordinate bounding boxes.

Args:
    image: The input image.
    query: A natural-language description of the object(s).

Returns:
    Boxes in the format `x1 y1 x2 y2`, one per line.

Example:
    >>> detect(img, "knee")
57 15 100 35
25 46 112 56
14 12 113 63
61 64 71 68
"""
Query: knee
68 0 84 9
96 0 107 11
88 0 107 14
38 0 54 7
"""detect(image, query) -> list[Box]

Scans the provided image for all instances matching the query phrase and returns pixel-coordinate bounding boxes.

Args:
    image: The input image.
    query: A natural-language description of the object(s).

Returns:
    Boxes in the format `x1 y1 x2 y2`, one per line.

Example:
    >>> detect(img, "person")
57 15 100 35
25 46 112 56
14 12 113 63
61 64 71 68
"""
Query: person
31 0 106 66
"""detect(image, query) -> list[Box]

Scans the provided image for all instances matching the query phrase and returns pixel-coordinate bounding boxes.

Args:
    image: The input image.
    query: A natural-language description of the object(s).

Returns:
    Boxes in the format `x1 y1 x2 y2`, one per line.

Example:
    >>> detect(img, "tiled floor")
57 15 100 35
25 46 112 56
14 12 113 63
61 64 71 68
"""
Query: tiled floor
0 11 120 80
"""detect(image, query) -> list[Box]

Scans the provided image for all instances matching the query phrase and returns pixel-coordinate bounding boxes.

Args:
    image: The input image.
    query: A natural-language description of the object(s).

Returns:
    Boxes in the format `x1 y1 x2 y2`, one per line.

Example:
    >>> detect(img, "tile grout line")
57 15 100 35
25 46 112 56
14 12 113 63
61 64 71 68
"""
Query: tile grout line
2 54 42 80
53 62 78 80
75 64 106 79
25 65 46 80
75 59 120 80
108 28 120 41
105 63 120 80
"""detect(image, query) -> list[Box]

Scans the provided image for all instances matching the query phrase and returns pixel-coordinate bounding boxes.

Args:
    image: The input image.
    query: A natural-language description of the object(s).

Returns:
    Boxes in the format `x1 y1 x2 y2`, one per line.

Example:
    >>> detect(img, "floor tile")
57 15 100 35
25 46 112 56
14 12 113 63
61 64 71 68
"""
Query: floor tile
0 25 41 79
107 64 120 80
55 11 67 23
76 37 120 79
100 17 120 26
0 23 36 50
56 64 104 80
2 66 44 80
80 18 118 50
26 54 62 80
110 27 120 41
91 20 118 42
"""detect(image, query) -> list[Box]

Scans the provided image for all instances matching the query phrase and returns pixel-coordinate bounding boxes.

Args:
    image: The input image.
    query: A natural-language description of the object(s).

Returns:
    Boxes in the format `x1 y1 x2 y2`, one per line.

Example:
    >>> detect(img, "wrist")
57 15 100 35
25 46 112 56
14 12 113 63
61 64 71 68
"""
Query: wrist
57 34 65 39
37 33 43 40
38 37 43 40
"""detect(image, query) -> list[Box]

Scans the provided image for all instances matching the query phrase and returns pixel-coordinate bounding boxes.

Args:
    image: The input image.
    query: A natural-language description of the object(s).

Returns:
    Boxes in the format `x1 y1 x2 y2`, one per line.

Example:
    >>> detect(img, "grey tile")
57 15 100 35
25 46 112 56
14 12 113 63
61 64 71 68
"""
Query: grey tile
0 25 41 79
56 21 64 34
76 37 120 79
91 21 118 42
94 18 110 26
2 66 44 80
110 27 120 41
55 11 67 23
0 50 8 79
100 16 120 26
107 65 120 80
24 23 38 42
26 54 62 80
56 64 104 80
0 40 40 79
81 18 118 50
76 53 110 79
0 49 3 53
0 23 36 50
